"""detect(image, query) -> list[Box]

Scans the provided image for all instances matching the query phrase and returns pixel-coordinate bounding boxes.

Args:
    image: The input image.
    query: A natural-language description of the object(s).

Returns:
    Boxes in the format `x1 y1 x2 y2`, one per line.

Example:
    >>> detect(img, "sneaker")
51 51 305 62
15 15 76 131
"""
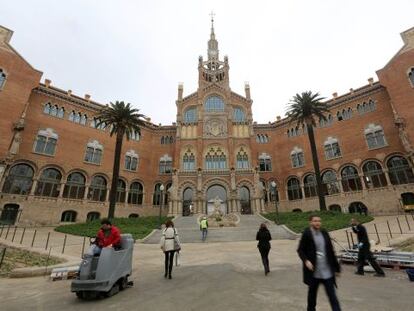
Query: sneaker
374 273 385 277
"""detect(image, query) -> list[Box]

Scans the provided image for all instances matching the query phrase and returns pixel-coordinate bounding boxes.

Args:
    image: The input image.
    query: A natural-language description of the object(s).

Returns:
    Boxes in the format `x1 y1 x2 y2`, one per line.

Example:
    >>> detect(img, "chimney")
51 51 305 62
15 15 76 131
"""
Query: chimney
349 88 354 94
44 79 51 88
368 77 374 85
276 116 281 121
332 92 338 99
67 90 72 96
84 94 91 101
177 83 183 100
244 82 251 100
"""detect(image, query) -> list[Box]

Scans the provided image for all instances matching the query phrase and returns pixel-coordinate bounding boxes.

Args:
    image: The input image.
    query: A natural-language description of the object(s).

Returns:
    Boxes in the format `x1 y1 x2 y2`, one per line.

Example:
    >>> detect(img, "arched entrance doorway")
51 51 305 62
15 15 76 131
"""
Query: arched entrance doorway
239 186 251 214
329 204 342 212
182 187 193 216
348 202 368 215
0 204 20 225
206 184 227 214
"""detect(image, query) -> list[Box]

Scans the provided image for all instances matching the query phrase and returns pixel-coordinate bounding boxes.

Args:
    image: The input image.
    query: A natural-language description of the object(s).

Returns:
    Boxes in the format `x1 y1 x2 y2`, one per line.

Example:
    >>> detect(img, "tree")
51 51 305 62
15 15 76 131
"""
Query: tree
286 91 330 211
96 101 147 219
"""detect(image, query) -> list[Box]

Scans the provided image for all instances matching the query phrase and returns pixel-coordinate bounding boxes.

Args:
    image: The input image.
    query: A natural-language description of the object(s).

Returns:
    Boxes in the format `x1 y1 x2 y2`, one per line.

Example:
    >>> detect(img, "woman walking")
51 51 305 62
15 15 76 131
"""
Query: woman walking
256 223 272 275
160 220 181 279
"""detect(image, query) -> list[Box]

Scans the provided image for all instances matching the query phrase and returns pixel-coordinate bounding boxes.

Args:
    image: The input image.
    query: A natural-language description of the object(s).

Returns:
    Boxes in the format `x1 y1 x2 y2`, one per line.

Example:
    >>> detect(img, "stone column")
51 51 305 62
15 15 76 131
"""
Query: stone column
383 168 392 186
29 178 38 196
337 178 345 197
105 187 111 202
83 183 90 201
58 182 66 198
359 173 367 190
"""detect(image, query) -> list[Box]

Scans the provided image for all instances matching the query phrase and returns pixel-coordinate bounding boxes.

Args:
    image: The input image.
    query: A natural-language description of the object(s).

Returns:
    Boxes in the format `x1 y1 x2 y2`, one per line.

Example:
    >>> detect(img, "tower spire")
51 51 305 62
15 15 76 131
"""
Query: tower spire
207 11 218 60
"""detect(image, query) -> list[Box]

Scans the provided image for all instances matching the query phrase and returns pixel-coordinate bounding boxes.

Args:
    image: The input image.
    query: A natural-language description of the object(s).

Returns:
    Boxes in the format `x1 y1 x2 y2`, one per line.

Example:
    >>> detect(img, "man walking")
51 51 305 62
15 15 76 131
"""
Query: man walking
200 216 208 241
297 215 341 311
351 218 385 277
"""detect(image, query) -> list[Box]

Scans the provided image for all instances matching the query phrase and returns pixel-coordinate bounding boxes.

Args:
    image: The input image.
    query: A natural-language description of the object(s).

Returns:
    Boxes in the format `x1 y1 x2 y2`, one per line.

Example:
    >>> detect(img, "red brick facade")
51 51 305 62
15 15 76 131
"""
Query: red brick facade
1 24 414 225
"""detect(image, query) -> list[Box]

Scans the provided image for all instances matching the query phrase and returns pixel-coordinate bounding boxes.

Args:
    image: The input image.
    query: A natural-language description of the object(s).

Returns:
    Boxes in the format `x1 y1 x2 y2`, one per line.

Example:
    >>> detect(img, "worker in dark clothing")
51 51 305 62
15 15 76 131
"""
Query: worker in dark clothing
351 218 385 277
256 223 272 275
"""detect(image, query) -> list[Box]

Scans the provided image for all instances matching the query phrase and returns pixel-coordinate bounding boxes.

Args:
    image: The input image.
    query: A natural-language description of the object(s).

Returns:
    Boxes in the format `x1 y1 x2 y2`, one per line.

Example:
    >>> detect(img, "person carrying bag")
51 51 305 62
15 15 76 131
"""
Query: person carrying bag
160 220 181 279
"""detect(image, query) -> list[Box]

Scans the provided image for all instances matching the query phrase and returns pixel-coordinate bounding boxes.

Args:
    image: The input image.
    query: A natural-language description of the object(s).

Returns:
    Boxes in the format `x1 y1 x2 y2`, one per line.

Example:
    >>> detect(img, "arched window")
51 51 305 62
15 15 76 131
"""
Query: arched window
34 128 58 156
236 148 249 169
90 118 97 128
84 140 103 164
357 104 363 115
363 161 387 188
287 177 302 200
291 147 304 168
205 147 226 170
116 179 126 203
35 168 61 197
341 166 362 192
130 129 140 141
159 154 172 174
161 136 165 144
43 103 51 114
260 180 268 203
183 149 195 171
184 107 197 123
233 107 245 122
269 181 279 202
74 113 81 123
408 68 414 86
337 111 343 121
204 96 225 112
69 111 75 122
322 170 339 195
57 107 65 118
324 137 341 160
365 124 386 149
50 105 58 117
80 114 87 125
258 153 271 172
0 69 6 90
125 150 138 171
61 210 77 222
128 182 143 205
2 164 34 195
387 156 414 185
86 212 100 222
368 100 376 112
88 175 107 201
153 183 163 205
304 174 317 198
239 186 251 214
63 172 85 199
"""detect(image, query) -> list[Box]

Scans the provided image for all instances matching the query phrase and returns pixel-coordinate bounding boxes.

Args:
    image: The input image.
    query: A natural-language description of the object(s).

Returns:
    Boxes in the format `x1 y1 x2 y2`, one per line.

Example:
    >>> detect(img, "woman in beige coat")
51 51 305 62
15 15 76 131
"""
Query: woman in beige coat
160 220 181 279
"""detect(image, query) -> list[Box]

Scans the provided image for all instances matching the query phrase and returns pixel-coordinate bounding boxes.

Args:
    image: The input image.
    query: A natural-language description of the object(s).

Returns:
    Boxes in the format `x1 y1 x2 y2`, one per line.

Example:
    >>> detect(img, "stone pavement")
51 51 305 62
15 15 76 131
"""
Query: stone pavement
144 214 296 244
0 241 412 311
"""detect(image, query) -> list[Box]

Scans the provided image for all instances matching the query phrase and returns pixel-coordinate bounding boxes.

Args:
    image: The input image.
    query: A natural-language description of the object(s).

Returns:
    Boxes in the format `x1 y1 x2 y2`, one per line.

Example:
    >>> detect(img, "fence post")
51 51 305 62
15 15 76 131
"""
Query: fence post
345 231 351 249
0 248 6 268
81 236 86 257
396 217 403 234
405 215 411 231
5 225 11 239
386 220 393 239
62 235 67 254
11 226 17 242
44 232 51 250
374 223 380 243
31 230 37 247
20 227 26 244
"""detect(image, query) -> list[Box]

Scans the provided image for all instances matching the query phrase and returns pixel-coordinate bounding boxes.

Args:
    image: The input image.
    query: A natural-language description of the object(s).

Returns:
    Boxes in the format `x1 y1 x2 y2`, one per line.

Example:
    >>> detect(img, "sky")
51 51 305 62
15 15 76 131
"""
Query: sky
2 0 414 125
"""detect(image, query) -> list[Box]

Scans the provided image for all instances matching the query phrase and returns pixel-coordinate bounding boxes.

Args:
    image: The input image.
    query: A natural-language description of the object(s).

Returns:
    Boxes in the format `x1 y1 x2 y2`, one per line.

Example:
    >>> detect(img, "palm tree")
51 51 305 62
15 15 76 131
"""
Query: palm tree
286 91 330 211
96 101 147 219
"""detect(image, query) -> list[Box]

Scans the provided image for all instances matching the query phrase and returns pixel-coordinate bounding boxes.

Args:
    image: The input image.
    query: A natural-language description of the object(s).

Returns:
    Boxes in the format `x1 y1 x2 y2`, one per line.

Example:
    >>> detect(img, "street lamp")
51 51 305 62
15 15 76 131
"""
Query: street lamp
270 181 279 225
158 184 165 229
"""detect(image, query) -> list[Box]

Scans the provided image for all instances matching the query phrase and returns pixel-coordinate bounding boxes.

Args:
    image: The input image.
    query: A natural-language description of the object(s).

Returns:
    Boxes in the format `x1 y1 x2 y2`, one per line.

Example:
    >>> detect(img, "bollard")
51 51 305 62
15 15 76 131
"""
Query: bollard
45 232 51 250
11 226 17 242
386 220 393 239
81 236 86 257
373 223 381 243
346 231 351 249
405 215 411 231
31 230 37 247
62 235 67 254
20 227 26 244
396 217 403 235
5 225 11 239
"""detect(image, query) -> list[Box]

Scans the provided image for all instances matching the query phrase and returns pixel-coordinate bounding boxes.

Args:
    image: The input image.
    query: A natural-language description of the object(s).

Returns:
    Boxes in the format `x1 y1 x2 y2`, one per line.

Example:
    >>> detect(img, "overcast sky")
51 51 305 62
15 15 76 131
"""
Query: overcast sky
2 1 414 125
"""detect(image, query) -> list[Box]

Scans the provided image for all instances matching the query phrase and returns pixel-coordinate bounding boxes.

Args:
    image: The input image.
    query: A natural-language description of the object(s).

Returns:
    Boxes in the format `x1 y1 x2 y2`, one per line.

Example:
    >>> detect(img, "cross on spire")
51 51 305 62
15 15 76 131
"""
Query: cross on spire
210 11 215 24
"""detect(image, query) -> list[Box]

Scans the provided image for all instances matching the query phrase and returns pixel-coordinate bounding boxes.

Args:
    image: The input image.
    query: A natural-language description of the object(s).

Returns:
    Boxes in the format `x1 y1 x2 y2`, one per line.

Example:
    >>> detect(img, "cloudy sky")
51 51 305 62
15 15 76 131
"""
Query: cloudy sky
2 1 414 125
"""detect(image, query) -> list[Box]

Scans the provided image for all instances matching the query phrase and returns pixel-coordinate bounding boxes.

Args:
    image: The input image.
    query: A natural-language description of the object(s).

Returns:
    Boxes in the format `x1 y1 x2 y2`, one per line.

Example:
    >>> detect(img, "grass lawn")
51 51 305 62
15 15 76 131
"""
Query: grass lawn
55 216 172 240
262 211 373 233
0 245 64 277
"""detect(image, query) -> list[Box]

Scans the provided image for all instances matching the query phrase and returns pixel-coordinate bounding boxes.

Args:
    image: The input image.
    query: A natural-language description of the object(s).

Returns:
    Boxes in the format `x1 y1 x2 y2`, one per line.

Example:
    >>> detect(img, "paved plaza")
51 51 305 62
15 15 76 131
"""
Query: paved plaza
0 240 412 311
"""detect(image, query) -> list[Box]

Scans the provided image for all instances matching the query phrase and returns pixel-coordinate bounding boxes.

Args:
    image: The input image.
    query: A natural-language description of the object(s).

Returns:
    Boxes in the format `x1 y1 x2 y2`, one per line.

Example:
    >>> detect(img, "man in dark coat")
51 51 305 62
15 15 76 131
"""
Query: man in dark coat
351 218 385 277
297 215 341 311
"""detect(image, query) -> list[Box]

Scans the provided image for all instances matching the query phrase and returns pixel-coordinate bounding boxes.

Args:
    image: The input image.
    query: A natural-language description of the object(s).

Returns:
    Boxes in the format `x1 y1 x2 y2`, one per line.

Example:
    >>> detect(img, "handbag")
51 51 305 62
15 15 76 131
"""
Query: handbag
175 251 181 266
173 228 181 251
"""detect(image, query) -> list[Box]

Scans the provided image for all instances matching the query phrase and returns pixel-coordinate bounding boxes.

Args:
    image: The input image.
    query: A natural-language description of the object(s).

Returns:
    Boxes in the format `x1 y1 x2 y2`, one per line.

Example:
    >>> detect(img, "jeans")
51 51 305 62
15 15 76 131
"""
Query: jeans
307 277 341 311
201 228 208 241
357 248 384 275
259 247 270 273
164 250 176 276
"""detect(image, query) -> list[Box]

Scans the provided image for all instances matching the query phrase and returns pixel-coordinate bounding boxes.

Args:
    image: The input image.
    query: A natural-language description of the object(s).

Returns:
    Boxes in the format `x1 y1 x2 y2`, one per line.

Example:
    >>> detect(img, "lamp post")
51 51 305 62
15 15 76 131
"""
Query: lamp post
158 184 165 229
270 181 279 225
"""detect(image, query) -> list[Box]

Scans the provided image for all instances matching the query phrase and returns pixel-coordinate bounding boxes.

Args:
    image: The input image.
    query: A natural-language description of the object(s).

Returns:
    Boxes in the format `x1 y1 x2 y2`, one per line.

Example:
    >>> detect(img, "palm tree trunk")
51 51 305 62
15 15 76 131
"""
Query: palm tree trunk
306 123 327 211
108 129 125 219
